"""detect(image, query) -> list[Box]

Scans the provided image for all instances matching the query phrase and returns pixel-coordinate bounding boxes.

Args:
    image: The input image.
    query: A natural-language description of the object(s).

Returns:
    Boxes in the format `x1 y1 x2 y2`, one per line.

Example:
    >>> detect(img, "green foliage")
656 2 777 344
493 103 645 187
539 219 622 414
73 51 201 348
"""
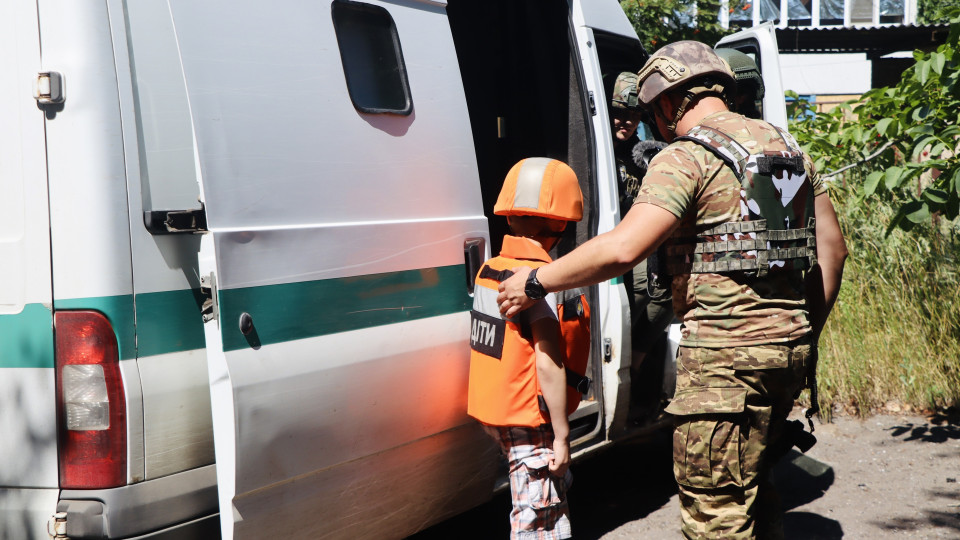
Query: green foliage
788 9 960 234
919 0 959 24
619 0 731 53
809 181 960 417
787 8 960 417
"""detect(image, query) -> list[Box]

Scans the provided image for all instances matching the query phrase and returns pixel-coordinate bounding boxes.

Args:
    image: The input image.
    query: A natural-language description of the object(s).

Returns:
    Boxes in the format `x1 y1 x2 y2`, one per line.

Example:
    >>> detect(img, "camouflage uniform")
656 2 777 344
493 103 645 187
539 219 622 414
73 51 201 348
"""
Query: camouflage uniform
635 110 824 539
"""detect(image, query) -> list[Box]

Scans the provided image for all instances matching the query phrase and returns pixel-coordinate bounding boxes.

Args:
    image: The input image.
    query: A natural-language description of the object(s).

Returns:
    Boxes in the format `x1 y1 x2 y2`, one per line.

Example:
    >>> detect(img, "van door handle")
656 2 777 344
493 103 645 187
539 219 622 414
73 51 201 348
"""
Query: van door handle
463 238 486 293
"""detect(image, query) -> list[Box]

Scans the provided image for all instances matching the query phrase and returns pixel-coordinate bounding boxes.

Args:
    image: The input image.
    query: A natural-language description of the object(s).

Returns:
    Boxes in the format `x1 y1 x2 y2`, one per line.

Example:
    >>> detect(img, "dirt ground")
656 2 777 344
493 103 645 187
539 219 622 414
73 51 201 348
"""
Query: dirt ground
409 409 960 539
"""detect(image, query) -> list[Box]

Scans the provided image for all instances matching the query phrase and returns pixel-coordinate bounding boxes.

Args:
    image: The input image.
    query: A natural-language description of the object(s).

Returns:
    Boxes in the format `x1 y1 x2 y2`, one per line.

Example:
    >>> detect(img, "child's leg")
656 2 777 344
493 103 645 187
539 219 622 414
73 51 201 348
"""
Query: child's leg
497 425 572 540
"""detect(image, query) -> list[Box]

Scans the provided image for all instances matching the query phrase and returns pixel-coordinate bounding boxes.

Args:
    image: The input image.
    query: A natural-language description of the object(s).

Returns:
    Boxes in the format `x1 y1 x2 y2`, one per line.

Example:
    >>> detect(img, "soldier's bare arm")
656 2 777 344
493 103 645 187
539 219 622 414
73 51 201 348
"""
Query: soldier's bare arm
806 192 848 338
531 316 570 477
498 202 680 318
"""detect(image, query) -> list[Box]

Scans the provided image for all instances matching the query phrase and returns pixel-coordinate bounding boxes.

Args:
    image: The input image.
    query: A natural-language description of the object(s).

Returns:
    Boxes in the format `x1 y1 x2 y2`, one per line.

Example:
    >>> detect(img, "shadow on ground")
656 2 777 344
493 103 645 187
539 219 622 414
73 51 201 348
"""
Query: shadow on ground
409 415 960 539
565 429 677 540
776 449 843 539
409 430 852 539
872 418 960 535
407 429 676 540
888 422 960 443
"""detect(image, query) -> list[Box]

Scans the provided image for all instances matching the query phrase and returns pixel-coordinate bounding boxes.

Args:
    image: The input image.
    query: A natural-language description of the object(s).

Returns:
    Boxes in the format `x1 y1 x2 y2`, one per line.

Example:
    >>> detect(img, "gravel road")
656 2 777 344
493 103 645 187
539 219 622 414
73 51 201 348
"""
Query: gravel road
409 410 960 539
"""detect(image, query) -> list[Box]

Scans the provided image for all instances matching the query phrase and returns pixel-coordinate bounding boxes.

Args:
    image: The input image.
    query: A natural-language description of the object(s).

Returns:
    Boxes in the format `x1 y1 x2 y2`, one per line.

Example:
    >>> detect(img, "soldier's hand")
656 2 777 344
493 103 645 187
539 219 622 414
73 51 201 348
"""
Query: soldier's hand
497 266 535 317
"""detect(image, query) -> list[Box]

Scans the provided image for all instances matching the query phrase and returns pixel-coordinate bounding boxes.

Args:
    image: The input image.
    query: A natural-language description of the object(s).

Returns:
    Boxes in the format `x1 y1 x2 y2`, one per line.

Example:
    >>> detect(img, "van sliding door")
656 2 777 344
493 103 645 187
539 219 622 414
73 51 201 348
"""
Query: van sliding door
170 0 496 538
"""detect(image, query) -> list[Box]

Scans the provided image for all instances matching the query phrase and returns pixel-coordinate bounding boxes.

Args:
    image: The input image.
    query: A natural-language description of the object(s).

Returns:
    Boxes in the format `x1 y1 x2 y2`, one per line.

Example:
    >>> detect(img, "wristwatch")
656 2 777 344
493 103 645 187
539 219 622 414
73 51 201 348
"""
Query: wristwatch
524 268 546 300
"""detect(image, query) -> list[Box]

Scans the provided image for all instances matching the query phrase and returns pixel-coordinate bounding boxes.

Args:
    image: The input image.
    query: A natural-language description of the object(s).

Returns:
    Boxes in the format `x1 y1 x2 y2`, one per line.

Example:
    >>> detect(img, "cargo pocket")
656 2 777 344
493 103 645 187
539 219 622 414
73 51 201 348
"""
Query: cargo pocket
519 454 564 510
732 345 790 370
667 387 748 490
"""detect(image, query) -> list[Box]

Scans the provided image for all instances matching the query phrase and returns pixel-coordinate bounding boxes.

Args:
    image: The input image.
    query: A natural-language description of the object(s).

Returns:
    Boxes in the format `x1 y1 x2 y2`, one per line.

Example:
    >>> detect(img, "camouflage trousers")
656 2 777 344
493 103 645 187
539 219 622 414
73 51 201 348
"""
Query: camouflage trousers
665 338 813 540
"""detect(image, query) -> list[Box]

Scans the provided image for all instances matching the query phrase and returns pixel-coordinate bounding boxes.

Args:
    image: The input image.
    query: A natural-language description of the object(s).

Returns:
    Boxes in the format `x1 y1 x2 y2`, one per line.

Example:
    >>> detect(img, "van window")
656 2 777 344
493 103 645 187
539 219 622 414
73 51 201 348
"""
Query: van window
123 0 202 216
332 0 412 115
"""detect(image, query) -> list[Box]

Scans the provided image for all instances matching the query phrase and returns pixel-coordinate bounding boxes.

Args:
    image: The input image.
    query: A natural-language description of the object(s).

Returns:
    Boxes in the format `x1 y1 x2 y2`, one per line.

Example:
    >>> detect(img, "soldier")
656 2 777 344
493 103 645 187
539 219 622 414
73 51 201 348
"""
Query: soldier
609 71 675 418
497 41 848 539
610 71 647 214
716 48 765 119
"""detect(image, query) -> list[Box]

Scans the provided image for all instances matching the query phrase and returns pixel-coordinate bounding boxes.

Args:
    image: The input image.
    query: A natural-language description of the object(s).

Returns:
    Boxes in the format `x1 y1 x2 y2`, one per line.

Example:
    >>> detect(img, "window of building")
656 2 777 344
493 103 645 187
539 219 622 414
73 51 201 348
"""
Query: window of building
332 0 412 115
727 0 910 27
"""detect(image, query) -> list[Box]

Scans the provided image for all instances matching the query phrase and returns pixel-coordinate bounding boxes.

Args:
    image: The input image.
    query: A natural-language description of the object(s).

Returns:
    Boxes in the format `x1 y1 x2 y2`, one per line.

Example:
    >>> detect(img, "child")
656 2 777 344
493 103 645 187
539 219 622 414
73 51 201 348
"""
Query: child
468 157 584 540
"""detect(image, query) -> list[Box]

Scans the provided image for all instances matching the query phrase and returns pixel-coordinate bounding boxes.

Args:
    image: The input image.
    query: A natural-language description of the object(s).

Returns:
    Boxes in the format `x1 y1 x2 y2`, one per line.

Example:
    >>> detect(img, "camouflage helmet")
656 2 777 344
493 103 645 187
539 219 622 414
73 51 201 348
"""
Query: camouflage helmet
636 40 735 106
611 71 640 110
494 158 583 222
715 48 765 101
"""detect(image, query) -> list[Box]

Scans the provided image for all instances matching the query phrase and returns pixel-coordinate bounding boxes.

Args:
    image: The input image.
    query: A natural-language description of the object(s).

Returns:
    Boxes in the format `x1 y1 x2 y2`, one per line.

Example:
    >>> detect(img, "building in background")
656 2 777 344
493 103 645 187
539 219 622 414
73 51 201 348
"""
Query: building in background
720 0 947 112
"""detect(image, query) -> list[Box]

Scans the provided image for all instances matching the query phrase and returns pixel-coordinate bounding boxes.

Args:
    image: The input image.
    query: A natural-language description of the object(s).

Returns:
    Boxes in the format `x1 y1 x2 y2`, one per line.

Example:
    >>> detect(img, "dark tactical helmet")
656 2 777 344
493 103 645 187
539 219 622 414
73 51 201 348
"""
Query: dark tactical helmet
636 41 735 136
716 48 765 118
611 71 640 110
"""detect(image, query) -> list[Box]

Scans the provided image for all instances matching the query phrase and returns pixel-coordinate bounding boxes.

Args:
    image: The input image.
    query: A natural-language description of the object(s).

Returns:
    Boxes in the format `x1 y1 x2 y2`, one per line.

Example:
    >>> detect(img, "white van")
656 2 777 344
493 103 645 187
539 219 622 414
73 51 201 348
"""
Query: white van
0 0 784 538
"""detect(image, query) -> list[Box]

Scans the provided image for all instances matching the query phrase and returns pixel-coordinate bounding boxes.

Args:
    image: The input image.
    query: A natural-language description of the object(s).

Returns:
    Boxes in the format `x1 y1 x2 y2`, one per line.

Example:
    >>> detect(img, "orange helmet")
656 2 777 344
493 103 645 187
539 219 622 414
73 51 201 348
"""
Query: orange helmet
493 158 583 222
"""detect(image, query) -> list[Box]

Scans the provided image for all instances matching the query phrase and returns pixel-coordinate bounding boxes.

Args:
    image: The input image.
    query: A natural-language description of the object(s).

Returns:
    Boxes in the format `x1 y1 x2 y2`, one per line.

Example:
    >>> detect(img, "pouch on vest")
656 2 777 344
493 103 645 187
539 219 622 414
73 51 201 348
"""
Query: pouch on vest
557 288 592 416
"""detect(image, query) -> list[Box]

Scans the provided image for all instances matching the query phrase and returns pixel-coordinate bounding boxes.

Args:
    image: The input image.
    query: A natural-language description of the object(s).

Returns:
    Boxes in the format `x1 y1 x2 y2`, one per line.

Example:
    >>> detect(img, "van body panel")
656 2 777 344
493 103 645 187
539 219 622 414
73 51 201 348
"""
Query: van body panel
210 219 488 292
136 351 213 478
0 488 59 540
717 23 789 128
38 0 144 491
107 0 216 485
574 0 644 41
39 0 135 305
0 11 57 540
0 370 58 487
223 314 485 491
57 464 218 539
168 1 481 229
232 424 498 540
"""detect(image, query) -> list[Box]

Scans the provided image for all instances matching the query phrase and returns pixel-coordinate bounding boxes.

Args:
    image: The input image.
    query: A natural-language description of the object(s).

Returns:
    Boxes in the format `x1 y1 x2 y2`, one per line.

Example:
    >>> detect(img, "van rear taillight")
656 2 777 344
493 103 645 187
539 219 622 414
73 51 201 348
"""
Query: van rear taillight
55 311 126 489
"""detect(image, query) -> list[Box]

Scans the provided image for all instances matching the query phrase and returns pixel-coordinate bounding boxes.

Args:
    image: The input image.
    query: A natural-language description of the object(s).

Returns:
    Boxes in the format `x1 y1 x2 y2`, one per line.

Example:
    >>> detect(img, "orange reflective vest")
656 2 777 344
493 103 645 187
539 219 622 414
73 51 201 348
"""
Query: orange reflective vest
467 236 591 427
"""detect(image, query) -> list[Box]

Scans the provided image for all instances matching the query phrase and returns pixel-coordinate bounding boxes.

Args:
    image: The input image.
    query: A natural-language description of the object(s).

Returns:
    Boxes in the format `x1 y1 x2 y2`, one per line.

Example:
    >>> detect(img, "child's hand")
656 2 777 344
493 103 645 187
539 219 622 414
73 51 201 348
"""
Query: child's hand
549 437 570 478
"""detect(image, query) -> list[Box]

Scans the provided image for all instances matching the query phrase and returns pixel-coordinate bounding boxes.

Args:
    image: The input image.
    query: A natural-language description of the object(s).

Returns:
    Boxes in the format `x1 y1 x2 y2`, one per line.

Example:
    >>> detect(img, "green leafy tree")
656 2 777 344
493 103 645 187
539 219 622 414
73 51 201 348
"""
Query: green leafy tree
787 8 960 233
919 0 957 24
619 0 732 52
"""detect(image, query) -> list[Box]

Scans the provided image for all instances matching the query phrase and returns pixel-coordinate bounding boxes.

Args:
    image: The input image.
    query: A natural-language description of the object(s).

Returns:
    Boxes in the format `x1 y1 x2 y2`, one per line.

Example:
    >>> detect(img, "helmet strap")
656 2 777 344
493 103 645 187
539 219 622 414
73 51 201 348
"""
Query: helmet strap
667 92 694 135
667 86 730 135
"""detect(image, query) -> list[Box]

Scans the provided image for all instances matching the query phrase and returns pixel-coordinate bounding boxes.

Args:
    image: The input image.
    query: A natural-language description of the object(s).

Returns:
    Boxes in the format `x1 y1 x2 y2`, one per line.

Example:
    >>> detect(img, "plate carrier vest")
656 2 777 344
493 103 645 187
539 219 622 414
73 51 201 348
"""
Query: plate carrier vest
668 124 818 280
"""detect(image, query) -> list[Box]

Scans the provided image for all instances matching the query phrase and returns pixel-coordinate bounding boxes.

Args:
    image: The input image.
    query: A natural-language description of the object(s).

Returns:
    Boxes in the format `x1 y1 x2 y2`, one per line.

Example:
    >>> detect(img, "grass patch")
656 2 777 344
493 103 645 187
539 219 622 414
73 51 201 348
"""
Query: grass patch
805 181 960 419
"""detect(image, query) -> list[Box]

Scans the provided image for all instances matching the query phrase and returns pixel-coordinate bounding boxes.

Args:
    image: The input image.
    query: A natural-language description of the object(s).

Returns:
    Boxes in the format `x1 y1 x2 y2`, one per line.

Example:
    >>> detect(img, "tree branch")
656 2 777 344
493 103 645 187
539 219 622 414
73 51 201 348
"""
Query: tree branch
822 140 897 180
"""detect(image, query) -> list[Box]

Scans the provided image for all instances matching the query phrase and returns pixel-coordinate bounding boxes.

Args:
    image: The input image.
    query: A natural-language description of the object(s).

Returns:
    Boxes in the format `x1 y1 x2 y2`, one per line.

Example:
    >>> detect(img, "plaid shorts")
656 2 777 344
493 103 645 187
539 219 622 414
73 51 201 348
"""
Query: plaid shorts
487 425 572 540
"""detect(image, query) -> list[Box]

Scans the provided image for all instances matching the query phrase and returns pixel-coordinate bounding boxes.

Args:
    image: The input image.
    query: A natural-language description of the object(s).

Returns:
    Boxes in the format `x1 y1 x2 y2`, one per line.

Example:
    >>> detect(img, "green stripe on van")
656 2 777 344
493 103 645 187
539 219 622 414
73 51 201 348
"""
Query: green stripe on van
38 265 469 360
219 265 471 352
134 289 206 358
0 304 54 368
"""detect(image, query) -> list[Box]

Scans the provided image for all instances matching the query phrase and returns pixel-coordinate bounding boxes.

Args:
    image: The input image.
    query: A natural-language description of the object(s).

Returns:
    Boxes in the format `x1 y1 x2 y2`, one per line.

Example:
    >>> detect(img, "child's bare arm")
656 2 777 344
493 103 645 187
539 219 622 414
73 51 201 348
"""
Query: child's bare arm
531 316 570 477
